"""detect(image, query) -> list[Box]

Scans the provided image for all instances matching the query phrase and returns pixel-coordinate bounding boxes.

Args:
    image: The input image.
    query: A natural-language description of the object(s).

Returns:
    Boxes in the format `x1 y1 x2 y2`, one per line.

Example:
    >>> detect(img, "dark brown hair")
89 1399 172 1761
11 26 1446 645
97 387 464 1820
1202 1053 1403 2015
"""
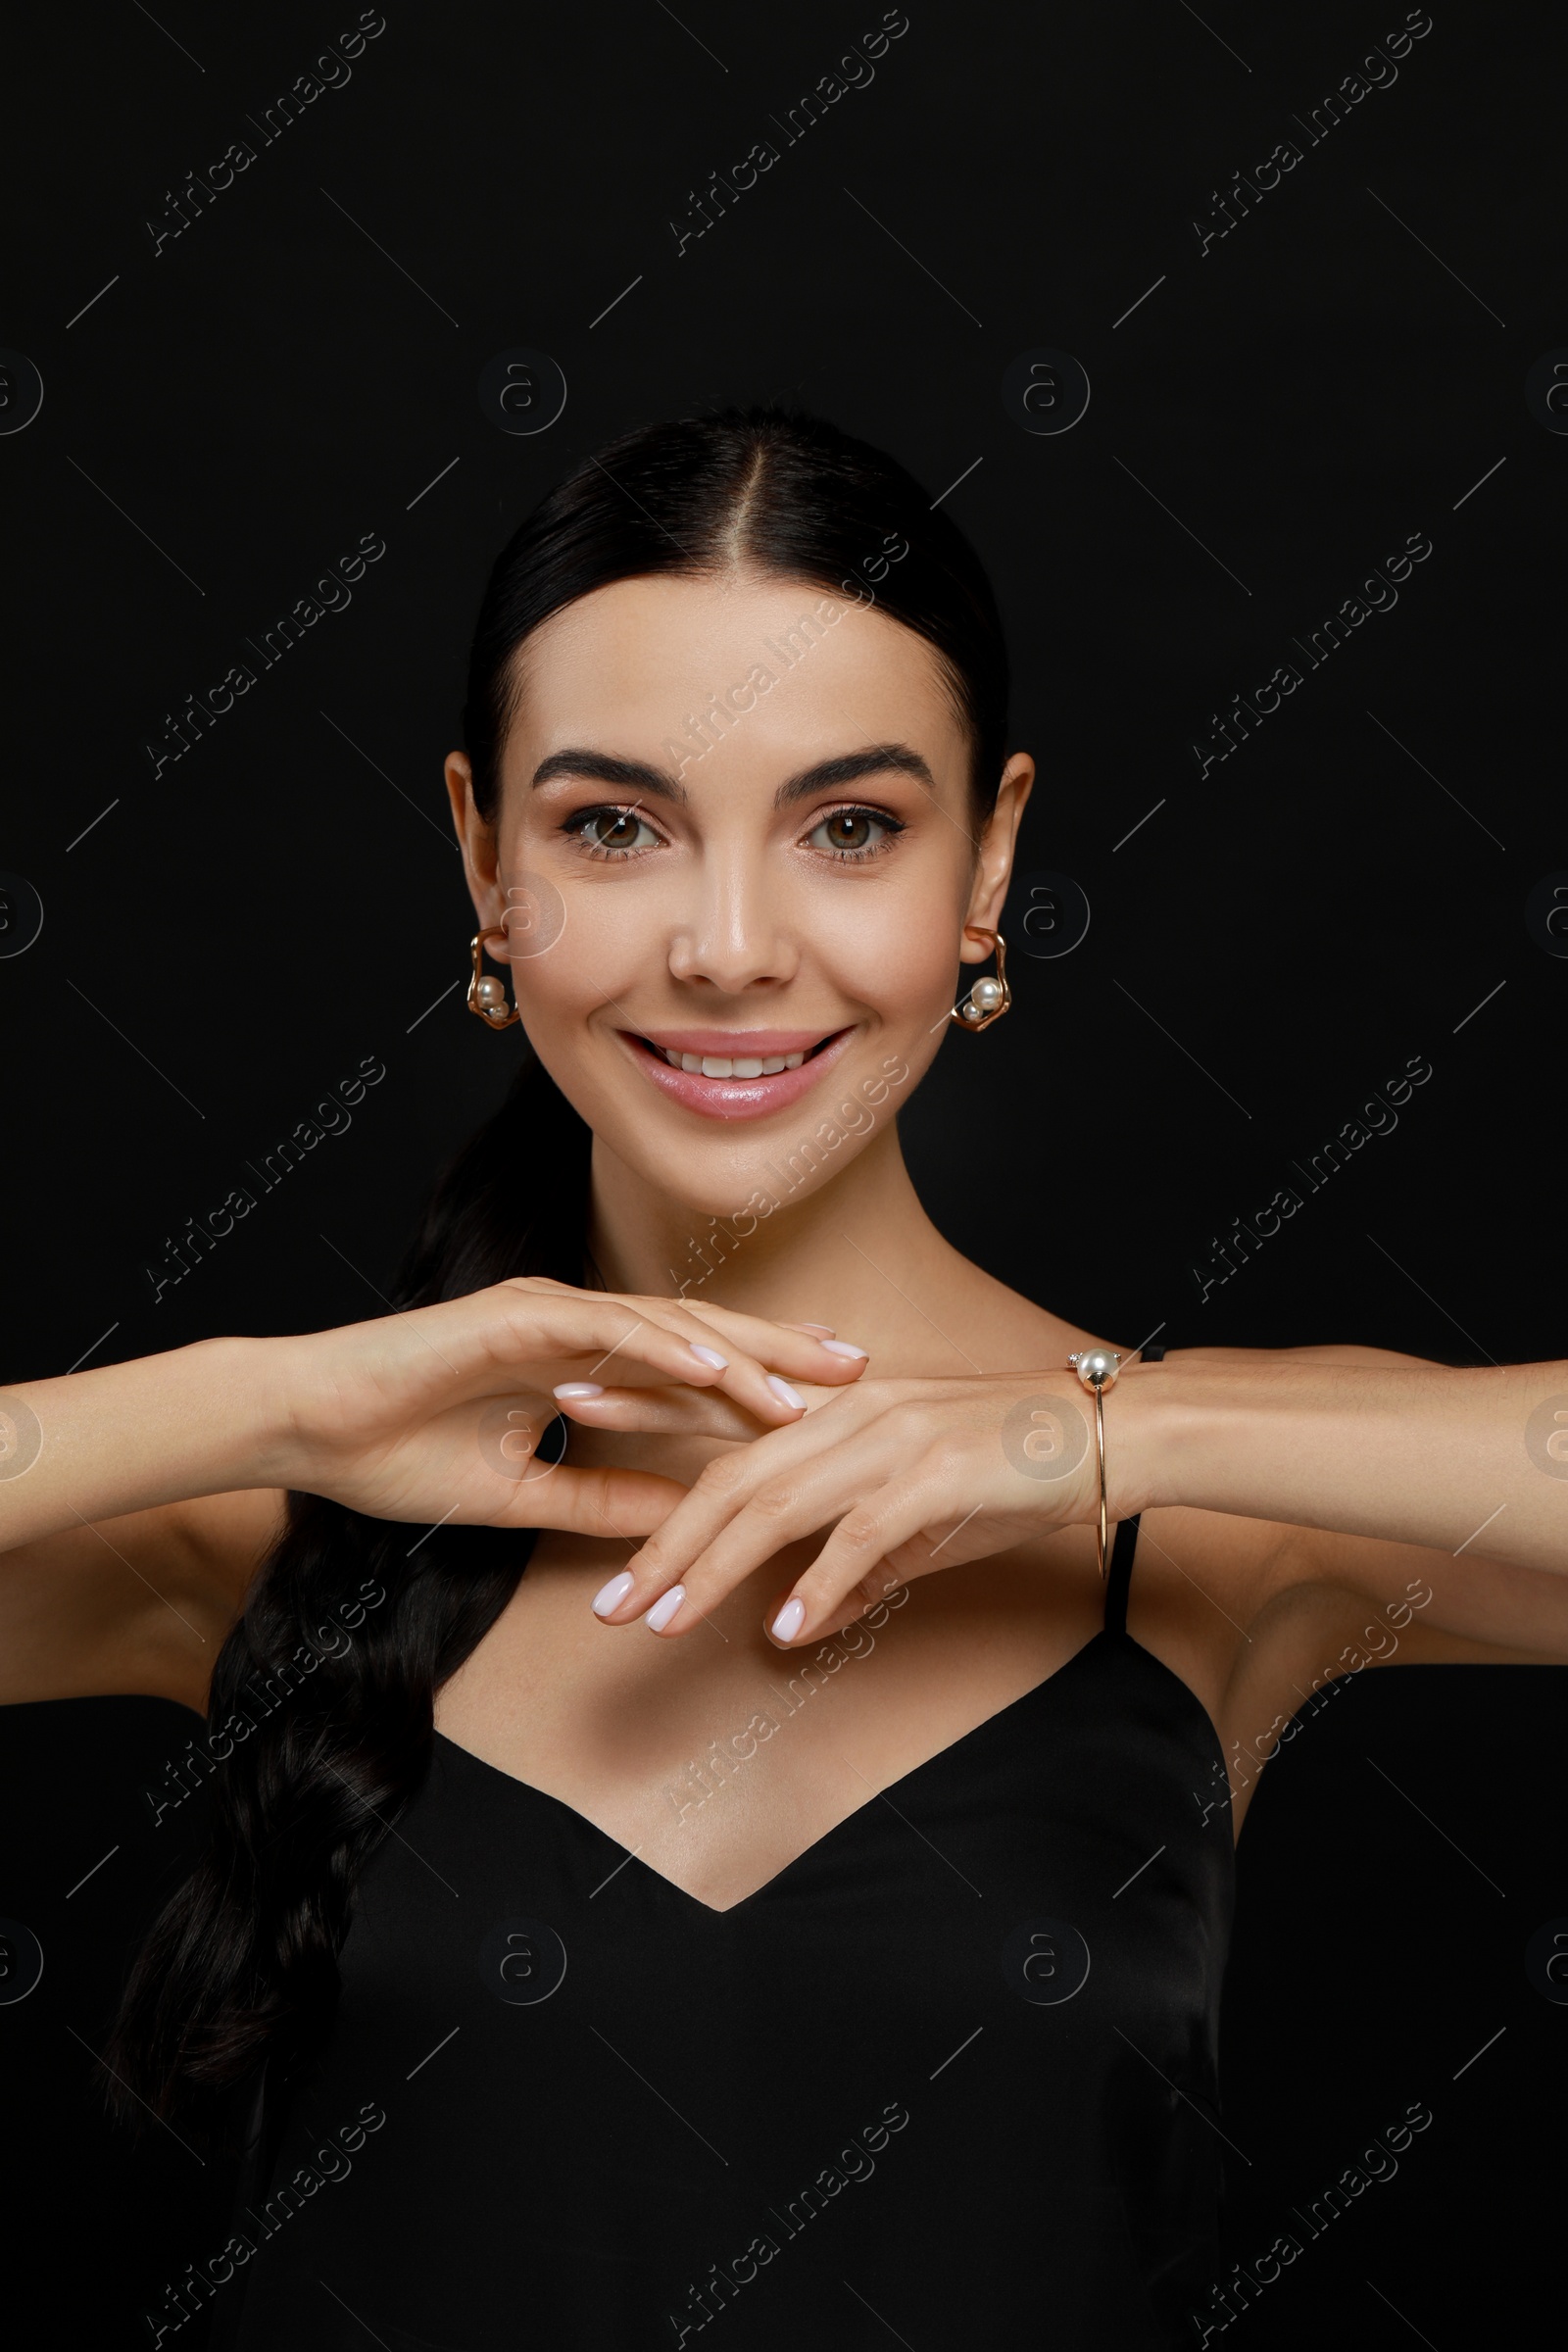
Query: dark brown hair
107 405 1012 2132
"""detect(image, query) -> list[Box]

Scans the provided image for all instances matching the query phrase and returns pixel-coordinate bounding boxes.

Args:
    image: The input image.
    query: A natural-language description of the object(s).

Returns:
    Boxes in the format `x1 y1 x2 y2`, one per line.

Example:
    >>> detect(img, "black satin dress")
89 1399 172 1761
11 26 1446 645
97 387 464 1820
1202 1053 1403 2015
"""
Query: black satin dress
202 1353 1236 2350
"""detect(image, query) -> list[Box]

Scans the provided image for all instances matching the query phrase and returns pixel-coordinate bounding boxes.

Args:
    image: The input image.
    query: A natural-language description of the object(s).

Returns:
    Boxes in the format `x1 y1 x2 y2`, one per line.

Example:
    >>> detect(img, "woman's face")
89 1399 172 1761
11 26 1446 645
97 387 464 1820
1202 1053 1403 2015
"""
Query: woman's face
447 570 1032 1219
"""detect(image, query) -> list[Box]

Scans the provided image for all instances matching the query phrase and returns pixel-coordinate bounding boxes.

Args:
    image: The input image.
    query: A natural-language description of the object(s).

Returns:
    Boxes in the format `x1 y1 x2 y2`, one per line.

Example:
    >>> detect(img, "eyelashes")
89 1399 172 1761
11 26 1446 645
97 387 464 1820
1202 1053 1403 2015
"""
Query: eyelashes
805 804 906 860
558 801 907 865
562 806 662 858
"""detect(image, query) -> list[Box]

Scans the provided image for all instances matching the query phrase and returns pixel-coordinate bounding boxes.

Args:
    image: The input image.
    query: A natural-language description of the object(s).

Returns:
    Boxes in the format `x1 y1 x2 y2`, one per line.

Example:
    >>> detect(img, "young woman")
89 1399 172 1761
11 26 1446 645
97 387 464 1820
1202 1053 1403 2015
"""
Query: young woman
4 409 1564 2349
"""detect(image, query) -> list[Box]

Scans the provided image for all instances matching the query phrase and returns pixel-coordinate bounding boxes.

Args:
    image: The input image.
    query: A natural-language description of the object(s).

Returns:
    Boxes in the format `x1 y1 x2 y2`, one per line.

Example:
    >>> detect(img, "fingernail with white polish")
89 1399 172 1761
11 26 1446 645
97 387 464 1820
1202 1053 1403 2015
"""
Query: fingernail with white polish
689 1345 728 1370
591 1570 635 1617
819 1341 867 1359
785 1322 836 1336
766 1375 805 1409
770 1597 806 1643
555 1382 605 1399
645 1586 686 1633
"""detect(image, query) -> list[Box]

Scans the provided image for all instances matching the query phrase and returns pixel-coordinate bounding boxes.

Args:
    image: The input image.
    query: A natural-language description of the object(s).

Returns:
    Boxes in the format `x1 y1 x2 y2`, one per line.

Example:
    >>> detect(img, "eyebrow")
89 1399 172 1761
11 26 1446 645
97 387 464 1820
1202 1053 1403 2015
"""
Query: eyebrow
529 742 937 808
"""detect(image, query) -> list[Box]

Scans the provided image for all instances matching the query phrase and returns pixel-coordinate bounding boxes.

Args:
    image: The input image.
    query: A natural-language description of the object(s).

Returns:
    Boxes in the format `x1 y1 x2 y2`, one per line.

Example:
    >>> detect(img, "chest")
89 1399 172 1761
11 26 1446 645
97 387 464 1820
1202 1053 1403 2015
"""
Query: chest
246 1665 1235 2350
432 1517 1130 1908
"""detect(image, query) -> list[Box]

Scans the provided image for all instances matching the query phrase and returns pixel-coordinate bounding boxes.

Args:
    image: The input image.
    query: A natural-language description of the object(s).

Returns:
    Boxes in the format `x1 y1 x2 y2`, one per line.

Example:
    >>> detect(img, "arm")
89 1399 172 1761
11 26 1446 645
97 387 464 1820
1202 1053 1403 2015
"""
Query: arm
580 1345 1568 1647
0 1341 293 1708
1130 1352 1568 1576
0 1292 868 1703
0 1338 289 1554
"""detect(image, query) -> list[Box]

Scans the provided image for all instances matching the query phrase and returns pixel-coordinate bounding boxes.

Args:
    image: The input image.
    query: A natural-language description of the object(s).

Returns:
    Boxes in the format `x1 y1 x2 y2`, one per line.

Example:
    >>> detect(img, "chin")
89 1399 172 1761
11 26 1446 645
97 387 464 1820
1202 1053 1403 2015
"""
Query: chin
608 1032 923 1222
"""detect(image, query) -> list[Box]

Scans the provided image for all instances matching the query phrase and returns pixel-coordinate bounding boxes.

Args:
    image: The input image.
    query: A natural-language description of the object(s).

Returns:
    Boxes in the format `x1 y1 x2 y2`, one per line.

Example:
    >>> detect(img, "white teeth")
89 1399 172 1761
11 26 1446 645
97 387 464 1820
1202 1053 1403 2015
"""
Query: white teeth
656 1044 812 1077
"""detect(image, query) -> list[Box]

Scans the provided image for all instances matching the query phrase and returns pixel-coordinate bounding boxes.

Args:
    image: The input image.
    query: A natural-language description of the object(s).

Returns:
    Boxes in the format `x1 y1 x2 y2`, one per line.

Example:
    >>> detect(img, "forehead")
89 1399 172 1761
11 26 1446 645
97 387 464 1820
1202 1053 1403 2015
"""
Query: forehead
502 571 966 773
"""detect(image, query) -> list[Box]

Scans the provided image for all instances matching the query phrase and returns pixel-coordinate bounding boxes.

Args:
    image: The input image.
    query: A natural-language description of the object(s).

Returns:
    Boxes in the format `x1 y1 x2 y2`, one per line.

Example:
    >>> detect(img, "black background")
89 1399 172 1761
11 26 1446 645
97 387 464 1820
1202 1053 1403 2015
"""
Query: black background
1 0 1563 2342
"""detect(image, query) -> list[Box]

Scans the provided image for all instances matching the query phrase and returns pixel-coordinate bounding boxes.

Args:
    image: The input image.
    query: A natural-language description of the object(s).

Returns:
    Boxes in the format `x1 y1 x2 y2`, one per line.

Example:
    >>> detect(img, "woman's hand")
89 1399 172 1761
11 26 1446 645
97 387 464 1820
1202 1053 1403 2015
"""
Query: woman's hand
586 1368 1149 1640
273 1277 870 1541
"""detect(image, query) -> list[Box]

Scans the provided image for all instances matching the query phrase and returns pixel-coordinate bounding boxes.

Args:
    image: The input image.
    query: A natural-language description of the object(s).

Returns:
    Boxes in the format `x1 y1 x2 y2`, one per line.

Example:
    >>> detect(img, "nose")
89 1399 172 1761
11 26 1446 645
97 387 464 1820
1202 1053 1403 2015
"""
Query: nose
666 853 800 994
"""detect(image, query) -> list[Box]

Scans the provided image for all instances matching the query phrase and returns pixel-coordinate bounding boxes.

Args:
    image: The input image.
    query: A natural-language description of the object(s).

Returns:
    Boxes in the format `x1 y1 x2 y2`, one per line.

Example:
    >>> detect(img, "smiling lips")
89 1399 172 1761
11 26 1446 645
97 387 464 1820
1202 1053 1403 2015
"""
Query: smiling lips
623 1026 855 1121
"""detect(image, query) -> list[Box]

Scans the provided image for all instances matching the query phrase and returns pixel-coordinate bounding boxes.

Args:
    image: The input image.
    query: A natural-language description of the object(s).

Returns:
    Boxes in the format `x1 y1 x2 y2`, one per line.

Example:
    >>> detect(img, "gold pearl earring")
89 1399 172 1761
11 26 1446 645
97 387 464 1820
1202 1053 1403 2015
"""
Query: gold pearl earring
949 927 1011 1031
467 925 520 1028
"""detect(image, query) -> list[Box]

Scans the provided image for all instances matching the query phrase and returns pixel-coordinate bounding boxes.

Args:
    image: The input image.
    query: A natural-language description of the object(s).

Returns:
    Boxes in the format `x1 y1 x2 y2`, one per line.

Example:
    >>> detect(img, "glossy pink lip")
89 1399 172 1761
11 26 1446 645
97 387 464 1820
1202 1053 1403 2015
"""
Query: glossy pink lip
619 1026 857 1123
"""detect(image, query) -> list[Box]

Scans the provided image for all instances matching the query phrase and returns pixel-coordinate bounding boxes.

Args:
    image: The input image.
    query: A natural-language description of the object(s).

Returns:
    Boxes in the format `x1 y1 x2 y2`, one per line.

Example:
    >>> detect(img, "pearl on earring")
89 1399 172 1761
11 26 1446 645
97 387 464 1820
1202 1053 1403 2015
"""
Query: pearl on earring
466 924 522 1029
947 926 1012 1033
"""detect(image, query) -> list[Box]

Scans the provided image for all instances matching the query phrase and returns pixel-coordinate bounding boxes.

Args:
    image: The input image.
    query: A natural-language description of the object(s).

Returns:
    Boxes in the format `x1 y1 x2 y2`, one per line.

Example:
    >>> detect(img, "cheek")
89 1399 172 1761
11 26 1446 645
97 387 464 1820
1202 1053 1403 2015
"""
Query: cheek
808 884 962 1014
510 887 657 1021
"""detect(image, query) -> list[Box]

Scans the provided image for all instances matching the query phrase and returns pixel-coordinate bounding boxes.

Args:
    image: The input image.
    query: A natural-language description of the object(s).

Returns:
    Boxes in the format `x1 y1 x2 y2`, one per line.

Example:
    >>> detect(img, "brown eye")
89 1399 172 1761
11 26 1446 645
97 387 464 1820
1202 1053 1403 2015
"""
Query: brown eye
569 807 660 855
589 811 640 849
806 806 902 858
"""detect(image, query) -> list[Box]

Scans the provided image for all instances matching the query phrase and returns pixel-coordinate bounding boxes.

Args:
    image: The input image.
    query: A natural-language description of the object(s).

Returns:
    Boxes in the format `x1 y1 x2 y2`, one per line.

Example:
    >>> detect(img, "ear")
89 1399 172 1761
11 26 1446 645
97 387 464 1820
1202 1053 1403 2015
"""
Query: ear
960 753 1034 957
445 751 504 927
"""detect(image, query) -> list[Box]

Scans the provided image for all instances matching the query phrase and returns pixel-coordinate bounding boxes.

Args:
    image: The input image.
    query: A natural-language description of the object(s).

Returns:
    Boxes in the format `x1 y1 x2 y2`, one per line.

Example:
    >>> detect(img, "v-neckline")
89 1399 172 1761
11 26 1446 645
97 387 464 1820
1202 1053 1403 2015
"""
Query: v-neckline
430 1629 1231 1918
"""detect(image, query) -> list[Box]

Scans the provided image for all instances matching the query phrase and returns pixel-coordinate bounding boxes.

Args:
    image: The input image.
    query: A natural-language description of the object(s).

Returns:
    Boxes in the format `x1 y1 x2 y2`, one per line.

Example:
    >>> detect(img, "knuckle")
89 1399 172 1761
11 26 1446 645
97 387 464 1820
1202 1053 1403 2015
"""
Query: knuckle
748 1481 799 1523
837 1509 884 1555
578 1467 616 1527
694 1450 749 1498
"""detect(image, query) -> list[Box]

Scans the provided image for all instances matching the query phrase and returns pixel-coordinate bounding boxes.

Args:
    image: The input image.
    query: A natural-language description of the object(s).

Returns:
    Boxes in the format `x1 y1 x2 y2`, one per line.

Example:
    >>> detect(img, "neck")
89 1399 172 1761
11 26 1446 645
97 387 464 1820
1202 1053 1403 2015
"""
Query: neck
586 1124 974 1370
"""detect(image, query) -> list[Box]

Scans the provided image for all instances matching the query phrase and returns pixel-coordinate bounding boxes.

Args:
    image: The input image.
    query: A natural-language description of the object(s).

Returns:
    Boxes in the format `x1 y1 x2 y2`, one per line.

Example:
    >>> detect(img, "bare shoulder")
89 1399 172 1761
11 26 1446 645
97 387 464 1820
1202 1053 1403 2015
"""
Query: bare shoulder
1093 1340 1567 1834
0 1487 285 1713
946 1267 1092 1370
929 1260 1128 1375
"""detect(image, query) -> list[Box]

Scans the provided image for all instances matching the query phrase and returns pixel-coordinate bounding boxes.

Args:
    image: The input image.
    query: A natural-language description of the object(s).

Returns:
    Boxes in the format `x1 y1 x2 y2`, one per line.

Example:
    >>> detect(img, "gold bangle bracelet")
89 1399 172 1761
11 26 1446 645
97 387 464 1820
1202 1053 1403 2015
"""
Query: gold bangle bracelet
1066 1347 1123 1581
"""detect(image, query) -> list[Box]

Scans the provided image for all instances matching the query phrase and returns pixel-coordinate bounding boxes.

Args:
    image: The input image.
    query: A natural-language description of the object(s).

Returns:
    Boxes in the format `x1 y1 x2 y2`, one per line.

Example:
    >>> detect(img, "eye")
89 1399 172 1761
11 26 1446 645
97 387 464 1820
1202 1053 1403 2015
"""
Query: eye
563 805 663 858
804 804 905 860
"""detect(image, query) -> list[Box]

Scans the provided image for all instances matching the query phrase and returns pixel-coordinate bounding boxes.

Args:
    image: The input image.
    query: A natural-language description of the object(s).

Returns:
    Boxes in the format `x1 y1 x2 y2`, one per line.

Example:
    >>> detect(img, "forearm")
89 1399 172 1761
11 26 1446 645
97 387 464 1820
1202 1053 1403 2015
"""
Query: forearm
1129 1357 1568 1574
0 1337 292 1553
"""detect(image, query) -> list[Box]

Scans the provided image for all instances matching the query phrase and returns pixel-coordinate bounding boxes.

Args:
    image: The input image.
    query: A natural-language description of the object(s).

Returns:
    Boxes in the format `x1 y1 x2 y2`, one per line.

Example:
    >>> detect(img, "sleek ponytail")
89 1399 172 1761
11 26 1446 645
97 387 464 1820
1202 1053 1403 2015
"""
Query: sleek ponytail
108 405 1011 2131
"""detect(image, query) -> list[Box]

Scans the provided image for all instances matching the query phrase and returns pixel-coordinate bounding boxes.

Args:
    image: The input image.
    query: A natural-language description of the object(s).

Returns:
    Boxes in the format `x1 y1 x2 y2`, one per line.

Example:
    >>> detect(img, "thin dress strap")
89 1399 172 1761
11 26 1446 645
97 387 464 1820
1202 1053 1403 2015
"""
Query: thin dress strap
1102 1344 1165 1636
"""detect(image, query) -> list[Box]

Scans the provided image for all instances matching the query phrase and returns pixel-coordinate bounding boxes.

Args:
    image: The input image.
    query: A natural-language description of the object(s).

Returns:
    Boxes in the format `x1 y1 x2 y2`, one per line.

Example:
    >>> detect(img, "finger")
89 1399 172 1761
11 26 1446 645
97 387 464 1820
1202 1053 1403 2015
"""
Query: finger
607 1417 911 1636
494 1461 690 1542
488 1287 807 1424
586 1389 888 1623
496 1284 856 1430
782 1575 914 1647
498 1278 869 1385
763 1479 957 1644
547 1383 778 1441
458 1286 746 1393
658 1298 872 1386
